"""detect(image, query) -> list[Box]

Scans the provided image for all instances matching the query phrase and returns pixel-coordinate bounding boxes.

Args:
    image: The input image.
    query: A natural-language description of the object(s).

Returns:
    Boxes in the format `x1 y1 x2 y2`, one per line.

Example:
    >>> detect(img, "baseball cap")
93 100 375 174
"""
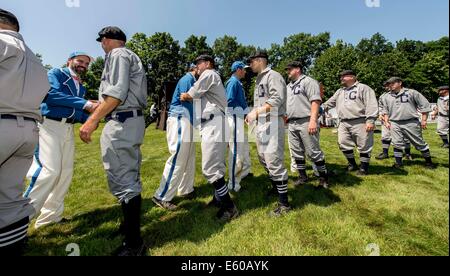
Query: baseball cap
69 52 94 63
194 55 215 65
0 9 20 32
248 50 269 61
385 77 403 84
285 61 304 70
231 61 248 72
438 85 449 92
339 70 356 77
96 26 127 42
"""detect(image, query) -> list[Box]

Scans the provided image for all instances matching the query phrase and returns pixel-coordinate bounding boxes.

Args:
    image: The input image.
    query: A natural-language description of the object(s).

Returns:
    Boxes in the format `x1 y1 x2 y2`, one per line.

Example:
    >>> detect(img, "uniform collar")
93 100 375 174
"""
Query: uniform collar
0 30 24 41
391 88 408 97
289 74 306 87
344 81 359 90
231 75 241 83
259 67 271 76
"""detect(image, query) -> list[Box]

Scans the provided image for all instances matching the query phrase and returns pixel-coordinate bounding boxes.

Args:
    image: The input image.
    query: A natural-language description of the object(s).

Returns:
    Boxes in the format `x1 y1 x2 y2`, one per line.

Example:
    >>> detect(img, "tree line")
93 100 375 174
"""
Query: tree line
72 32 449 106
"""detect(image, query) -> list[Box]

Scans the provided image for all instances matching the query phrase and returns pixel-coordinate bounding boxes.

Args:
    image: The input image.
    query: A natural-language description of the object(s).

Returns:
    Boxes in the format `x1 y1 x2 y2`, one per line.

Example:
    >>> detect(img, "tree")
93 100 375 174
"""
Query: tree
310 40 359 98
269 32 331 75
181 35 213 68
35 53 53 71
356 33 394 60
82 57 104 100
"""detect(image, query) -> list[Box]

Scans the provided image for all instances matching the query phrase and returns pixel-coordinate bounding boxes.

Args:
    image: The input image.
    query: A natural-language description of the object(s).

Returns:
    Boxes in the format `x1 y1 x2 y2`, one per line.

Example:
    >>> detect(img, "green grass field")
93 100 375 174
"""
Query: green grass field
26 124 449 256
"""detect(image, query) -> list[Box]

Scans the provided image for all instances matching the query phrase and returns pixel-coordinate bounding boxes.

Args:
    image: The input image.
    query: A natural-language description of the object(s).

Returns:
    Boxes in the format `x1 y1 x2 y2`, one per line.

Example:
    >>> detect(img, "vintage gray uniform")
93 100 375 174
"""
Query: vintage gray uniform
287 75 325 167
323 82 378 163
378 92 411 151
187 69 227 184
380 88 432 153
435 95 449 138
99 47 148 204
254 68 288 183
0 30 49 243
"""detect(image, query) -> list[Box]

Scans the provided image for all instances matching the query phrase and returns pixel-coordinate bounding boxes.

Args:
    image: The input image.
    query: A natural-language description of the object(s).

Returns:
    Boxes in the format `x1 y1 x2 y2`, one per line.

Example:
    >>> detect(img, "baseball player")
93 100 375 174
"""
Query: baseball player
153 66 198 211
246 50 291 216
285 61 329 189
323 70 379 176
431 86 449 148
381 77 435 169
79 27 148 256
24 52 97 229
225 61 252 193
0 9 50 255
377 82 413 160
180 55 239 222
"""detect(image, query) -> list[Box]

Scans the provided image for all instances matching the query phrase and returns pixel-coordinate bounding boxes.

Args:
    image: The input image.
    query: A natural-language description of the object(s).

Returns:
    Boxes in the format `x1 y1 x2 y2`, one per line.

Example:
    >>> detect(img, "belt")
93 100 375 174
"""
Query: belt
45 116 76 124
439 113 448 117
106 110 143 123
0 114 35 122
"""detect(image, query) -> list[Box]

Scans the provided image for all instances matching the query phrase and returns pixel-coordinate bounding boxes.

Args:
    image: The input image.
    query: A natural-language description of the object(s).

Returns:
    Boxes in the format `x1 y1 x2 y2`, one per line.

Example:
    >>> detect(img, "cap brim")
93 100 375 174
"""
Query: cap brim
96 36 103 42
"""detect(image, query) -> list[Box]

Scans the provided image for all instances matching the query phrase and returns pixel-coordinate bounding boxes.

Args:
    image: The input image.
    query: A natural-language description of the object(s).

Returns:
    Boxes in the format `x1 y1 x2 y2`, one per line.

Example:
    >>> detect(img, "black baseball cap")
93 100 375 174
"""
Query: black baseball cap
340 70 356 77
385 77 403 84
194 55 215 65
286 61 304 70
249 50 269 61
96 26 127 42
0 9 20 32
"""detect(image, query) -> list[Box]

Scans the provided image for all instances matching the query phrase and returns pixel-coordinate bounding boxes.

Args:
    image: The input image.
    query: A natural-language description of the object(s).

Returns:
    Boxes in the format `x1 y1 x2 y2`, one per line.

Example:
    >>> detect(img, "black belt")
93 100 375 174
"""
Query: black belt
45 116 76 124
0 114 35 122
439 113 448 117
106 110 143 123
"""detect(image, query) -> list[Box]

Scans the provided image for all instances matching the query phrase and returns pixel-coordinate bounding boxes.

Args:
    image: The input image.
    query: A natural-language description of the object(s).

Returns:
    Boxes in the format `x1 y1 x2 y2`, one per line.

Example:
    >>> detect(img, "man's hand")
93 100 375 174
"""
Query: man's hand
180 93 193 102
421 120 428 130
385 121 391 130
79 119 99 144
308 120 318 135
245 109 258 125
366 122 375 132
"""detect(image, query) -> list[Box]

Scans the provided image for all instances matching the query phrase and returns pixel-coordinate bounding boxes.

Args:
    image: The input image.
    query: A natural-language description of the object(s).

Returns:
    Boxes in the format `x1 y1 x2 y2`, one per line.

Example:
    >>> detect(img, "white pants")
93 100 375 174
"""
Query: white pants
227 115 251 192
154 116 195 202
25 118 75 229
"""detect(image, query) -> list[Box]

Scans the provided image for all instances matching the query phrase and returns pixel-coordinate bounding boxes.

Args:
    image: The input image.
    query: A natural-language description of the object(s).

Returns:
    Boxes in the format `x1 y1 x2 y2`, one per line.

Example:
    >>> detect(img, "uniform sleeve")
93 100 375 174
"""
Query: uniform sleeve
238 84 249 110
413 91 432 113
226 81 238 105
323 91 339 111
266 73 286 108
187 72 214 99
178 77 194 93
305 79 322 103
101 54 130 103
45 69 88 110
0 40 7 63
378 95 388 115
362 85 379 124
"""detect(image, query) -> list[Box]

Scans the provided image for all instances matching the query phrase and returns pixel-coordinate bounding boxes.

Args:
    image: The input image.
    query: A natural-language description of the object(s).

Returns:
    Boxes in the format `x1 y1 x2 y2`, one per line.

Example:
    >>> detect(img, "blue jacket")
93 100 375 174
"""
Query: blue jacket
169 73 196 122
41 68 89 124
225 75 248 114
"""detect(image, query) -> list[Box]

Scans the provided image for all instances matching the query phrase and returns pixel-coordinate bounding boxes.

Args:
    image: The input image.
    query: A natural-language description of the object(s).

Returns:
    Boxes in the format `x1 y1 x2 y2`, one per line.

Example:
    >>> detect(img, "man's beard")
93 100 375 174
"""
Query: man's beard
71 65 87 76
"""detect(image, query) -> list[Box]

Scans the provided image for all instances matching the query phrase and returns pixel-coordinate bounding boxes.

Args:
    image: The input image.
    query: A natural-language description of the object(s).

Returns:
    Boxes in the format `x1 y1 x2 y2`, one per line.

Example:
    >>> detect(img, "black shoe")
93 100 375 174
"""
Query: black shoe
178 190 196 200
392 163 403 169
269 203 292 217
442 144 449 149
376 153 389 160
347 164 359 172
152 197 178 211
356 169 368 176
319 177 329 189
293 176 308 187
425 163 437 169
113 242 147 256
216 205 239 222
207 196 221 208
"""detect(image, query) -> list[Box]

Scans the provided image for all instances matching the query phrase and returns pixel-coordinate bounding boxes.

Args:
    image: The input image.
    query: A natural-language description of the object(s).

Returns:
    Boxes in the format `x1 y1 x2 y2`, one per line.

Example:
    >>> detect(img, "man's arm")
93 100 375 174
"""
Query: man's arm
79 96 121 144
181 72 213 101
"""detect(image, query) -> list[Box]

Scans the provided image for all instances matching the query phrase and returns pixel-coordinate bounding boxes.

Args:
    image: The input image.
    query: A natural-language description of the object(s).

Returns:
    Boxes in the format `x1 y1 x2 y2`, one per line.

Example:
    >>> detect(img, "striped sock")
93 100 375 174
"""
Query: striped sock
0 217 29 255
213 177 233 208
382 140 391 155
314 160 328 177
275 181 289 206
421 149 432 163
441 135 449 145
404 143 411 155
394 148 403 165
295 159 307 178
343 150 357 166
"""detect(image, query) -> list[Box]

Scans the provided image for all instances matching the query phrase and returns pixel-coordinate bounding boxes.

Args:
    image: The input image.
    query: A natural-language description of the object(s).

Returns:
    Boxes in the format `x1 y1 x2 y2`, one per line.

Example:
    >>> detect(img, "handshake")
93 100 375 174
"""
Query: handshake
84 100 100 114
